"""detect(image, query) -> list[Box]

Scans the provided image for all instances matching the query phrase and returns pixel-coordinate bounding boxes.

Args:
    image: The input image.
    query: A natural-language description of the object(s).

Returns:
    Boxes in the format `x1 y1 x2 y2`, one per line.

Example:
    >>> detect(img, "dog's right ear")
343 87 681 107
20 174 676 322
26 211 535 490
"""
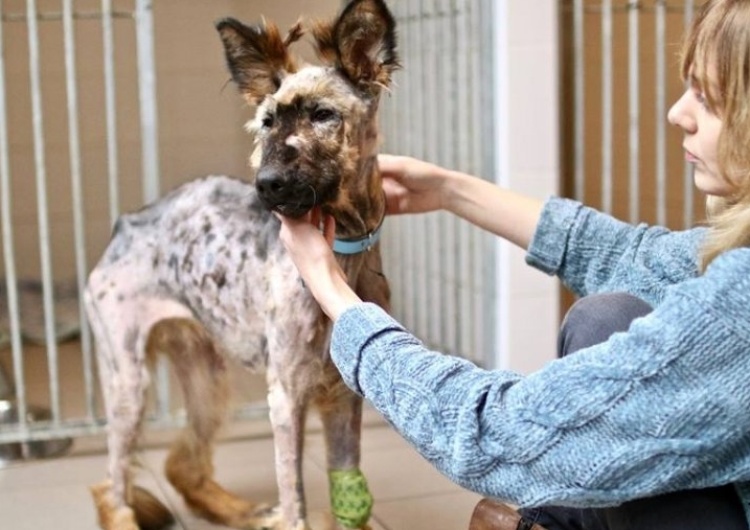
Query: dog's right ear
216 17 303 105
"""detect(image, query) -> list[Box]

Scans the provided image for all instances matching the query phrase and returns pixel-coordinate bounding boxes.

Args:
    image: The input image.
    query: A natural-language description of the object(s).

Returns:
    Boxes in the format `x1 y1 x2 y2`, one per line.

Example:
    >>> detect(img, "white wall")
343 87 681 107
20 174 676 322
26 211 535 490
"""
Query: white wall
493 1 561 373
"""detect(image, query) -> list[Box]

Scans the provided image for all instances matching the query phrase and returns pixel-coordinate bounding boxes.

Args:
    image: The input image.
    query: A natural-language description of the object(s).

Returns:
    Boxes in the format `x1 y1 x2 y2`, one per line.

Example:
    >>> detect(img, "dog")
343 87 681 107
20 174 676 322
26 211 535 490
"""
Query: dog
85 1 397 529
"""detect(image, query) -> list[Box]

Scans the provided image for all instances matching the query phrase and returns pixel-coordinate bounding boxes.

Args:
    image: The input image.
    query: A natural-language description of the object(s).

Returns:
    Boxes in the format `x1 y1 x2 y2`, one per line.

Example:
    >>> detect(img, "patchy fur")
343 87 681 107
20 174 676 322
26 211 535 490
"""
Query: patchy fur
86 1 398 529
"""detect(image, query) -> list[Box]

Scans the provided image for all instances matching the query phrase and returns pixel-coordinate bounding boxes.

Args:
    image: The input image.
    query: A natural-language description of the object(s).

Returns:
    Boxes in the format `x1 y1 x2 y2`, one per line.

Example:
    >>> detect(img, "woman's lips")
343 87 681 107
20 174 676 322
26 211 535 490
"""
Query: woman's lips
684 149 699 163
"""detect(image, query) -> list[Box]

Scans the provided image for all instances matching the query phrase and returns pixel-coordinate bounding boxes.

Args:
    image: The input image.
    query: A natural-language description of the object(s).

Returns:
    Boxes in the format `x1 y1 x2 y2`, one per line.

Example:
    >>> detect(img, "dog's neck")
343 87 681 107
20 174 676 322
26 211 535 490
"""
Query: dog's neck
325 154 385 243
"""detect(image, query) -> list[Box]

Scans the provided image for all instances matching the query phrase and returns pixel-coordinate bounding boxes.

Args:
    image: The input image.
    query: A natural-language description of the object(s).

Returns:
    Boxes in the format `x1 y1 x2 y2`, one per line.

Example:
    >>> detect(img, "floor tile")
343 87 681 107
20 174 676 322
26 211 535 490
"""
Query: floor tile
0 453 177 530
0 483 105 530
1 398 477 530
361 442 462 502
141 437 337 529
0 451 110 490
373 490 482 530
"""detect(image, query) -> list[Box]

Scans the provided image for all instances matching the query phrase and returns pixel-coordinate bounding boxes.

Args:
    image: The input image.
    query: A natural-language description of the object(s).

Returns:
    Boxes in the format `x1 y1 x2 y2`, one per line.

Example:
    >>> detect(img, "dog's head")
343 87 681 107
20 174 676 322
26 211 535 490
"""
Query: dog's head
216 0 399 218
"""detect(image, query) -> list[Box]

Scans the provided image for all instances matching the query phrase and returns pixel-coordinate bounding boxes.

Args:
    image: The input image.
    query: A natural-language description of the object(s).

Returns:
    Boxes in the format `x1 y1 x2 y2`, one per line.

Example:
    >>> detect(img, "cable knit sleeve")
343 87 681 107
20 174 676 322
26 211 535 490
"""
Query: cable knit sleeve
331 248 750 508
525 197 707 304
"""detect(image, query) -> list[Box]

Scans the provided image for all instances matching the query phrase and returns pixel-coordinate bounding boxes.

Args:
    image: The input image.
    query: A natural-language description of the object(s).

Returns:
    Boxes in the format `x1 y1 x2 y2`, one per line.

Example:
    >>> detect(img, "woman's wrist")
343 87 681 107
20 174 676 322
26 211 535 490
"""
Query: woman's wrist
311 270 362 321
440 169 471 215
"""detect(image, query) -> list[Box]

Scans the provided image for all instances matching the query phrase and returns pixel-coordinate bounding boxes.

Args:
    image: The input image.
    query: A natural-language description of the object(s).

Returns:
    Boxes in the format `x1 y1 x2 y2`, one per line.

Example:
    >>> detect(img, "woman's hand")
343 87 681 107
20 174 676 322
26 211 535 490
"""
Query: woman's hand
379 153 543 249
276 208 362 321
378 154 451 215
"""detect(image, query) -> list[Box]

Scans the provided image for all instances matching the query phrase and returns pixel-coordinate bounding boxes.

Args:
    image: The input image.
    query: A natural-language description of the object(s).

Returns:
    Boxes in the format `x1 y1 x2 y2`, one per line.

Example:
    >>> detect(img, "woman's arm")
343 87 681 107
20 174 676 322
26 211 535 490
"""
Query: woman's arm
527 197 707 302
380 156 705 302
379 155 543 250
331 248 750 507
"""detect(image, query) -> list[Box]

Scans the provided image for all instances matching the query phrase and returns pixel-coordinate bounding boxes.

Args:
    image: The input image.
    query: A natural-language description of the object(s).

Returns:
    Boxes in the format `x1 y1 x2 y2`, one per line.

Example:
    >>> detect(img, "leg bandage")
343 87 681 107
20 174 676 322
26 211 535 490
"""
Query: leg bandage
328 469 373 528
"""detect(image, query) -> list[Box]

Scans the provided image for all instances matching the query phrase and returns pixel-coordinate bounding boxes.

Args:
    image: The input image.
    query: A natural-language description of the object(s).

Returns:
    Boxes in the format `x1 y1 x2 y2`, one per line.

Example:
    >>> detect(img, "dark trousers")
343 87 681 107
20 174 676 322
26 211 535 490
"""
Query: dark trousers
519 293 748 530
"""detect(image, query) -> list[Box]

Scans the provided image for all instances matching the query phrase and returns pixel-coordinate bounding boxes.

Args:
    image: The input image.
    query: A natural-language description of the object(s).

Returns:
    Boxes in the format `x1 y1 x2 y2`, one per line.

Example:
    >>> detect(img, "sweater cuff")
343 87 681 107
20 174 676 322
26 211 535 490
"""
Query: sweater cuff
525 197 582 275
330 302 405 395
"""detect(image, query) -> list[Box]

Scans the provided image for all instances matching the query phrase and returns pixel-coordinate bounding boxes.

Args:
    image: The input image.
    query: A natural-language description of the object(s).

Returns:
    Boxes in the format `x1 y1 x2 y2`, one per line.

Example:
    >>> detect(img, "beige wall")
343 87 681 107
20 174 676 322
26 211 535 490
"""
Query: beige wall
1 0 339 280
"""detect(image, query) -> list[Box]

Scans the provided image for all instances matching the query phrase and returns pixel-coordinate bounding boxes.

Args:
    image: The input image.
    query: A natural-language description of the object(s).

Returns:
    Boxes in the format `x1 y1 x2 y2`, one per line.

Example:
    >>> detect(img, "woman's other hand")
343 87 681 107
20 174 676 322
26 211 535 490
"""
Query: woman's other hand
378 154 450 215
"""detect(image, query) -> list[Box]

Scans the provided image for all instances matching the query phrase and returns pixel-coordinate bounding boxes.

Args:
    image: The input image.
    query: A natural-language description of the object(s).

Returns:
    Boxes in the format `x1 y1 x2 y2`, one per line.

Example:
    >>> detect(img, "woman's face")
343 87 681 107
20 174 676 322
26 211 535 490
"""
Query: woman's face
667 72 729 196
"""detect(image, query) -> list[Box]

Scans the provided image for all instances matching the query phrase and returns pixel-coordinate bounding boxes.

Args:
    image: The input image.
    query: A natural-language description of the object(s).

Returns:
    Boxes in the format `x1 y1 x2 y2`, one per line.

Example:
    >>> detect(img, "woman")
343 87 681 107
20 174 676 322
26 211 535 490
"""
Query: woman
276 1 750 528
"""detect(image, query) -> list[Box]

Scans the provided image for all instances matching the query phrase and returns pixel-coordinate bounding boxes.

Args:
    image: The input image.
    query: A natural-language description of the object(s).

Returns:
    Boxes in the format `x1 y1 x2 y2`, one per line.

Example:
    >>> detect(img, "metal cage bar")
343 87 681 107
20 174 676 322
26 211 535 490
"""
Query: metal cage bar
573 0 585 203
134 0 171 423
0 0 165 445
601 0 613 214
27 0 62 424
0 0 27 431
62 0 95 421
655 0 667 225
627 0 640 223
102 0 120 225
683 0 695 228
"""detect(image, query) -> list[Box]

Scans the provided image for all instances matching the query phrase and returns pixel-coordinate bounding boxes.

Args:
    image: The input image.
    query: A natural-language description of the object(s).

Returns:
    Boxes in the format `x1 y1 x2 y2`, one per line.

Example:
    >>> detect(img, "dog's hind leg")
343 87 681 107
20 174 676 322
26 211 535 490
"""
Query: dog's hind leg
85 289 174 530
153 318 276 529
317 387 373 530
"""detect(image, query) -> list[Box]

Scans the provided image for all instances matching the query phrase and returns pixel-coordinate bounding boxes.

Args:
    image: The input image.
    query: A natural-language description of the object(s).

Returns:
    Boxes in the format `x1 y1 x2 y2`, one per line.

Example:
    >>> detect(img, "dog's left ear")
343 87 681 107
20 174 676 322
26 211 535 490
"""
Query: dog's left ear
216 17 303 105
312 0 399 92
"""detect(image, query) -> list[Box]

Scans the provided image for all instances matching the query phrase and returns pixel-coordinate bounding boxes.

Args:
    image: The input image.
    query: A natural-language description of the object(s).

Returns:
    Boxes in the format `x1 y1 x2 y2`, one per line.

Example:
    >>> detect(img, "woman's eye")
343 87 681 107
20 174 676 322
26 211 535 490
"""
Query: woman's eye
693 88 708 107
311 108 337 123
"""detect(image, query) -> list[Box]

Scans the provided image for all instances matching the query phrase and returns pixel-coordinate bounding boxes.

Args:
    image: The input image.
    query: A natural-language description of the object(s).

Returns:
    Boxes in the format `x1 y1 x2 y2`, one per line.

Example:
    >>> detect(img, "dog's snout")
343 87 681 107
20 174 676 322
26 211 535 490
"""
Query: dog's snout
254 166 317 218
256 167 289 199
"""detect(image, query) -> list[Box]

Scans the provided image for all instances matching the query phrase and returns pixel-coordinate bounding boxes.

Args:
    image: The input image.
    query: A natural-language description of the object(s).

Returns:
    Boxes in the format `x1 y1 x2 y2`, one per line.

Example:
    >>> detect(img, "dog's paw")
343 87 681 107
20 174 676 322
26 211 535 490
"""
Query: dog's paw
90 480 140 530
244 503 285 530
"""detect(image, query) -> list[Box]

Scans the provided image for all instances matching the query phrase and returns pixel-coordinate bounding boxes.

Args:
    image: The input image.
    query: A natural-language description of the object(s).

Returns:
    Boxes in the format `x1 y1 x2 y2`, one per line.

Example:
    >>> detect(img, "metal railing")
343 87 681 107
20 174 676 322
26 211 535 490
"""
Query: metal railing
0 0 165 445
379 0 496 366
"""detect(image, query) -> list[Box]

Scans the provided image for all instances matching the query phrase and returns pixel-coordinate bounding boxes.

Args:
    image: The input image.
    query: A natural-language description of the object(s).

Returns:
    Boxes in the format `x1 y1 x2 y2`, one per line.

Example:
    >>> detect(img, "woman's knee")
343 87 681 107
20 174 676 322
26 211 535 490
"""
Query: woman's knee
558 293 652 358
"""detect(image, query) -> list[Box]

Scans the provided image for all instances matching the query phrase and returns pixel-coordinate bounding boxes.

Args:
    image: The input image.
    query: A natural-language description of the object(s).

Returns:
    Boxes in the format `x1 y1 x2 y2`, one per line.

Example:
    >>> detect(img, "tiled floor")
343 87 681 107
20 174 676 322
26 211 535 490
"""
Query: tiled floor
0 335 482 530
0 411 482 530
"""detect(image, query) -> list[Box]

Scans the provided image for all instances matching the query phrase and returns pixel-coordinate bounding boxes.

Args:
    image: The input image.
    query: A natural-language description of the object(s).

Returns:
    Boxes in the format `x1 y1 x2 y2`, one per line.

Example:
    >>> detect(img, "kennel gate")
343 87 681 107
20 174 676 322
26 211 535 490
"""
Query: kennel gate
0 0 186 447
0 0 222 450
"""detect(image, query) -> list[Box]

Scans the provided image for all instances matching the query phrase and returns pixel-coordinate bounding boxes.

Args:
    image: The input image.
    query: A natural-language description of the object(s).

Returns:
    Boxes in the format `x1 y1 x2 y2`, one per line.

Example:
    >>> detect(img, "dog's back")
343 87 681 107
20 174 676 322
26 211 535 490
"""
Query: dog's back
91 175 320 371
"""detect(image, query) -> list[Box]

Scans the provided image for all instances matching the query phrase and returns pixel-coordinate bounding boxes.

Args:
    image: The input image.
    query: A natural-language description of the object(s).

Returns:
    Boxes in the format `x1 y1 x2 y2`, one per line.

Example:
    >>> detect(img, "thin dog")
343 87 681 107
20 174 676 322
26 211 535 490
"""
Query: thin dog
85 1 397 528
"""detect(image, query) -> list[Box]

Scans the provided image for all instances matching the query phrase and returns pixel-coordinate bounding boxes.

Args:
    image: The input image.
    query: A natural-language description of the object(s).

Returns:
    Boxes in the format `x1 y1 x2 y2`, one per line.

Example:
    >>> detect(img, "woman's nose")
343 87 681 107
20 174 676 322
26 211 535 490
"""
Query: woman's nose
667 89 697 133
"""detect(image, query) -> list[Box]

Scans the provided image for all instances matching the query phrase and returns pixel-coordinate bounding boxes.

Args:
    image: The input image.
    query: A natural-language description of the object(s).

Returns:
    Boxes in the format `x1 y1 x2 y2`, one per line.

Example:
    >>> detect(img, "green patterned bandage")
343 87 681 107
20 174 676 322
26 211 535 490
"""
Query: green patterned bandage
328 469 373 528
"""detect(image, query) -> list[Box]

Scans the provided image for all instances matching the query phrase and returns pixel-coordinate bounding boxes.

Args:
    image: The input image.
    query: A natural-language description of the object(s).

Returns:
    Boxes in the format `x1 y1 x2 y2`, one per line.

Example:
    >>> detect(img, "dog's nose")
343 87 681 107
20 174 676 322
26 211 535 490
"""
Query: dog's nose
256 167 291 205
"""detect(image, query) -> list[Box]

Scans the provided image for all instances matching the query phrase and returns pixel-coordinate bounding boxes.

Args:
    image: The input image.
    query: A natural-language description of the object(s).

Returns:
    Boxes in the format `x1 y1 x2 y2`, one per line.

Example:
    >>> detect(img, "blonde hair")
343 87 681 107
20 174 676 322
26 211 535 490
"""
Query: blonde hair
680 0 750 270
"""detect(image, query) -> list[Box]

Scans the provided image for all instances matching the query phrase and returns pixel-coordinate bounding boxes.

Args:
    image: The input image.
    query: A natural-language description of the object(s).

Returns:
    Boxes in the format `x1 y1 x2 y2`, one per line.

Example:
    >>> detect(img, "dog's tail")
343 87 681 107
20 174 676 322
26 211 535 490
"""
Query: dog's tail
131 485 175 530
90 480 174 530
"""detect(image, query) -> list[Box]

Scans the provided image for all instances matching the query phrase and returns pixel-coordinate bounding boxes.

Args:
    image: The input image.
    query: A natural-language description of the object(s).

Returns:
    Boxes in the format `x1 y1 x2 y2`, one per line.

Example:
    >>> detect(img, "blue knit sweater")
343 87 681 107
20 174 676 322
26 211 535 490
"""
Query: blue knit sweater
330 197 750 521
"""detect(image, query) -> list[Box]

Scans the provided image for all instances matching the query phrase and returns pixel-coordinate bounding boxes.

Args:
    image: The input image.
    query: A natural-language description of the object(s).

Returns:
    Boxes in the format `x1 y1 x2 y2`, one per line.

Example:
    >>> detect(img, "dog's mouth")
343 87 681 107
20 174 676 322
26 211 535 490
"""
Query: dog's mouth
271 200 316 218
256 169 338 218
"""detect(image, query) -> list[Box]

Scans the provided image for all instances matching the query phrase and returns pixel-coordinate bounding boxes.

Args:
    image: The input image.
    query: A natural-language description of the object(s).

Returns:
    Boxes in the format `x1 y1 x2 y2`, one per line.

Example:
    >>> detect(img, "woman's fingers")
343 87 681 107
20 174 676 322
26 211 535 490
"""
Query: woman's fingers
274 208 337 252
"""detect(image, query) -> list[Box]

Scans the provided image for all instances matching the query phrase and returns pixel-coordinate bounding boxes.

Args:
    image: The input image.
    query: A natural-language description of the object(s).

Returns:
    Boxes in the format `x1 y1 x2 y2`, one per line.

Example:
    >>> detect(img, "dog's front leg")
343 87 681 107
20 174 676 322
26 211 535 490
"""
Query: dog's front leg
267 373 309 530
318 389 373 530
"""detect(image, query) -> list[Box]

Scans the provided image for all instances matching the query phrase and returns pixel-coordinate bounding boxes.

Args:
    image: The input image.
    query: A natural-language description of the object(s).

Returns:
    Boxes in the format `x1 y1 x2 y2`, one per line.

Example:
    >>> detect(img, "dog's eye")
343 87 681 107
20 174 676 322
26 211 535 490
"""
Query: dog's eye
261 115 274 128
311 108 337 123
